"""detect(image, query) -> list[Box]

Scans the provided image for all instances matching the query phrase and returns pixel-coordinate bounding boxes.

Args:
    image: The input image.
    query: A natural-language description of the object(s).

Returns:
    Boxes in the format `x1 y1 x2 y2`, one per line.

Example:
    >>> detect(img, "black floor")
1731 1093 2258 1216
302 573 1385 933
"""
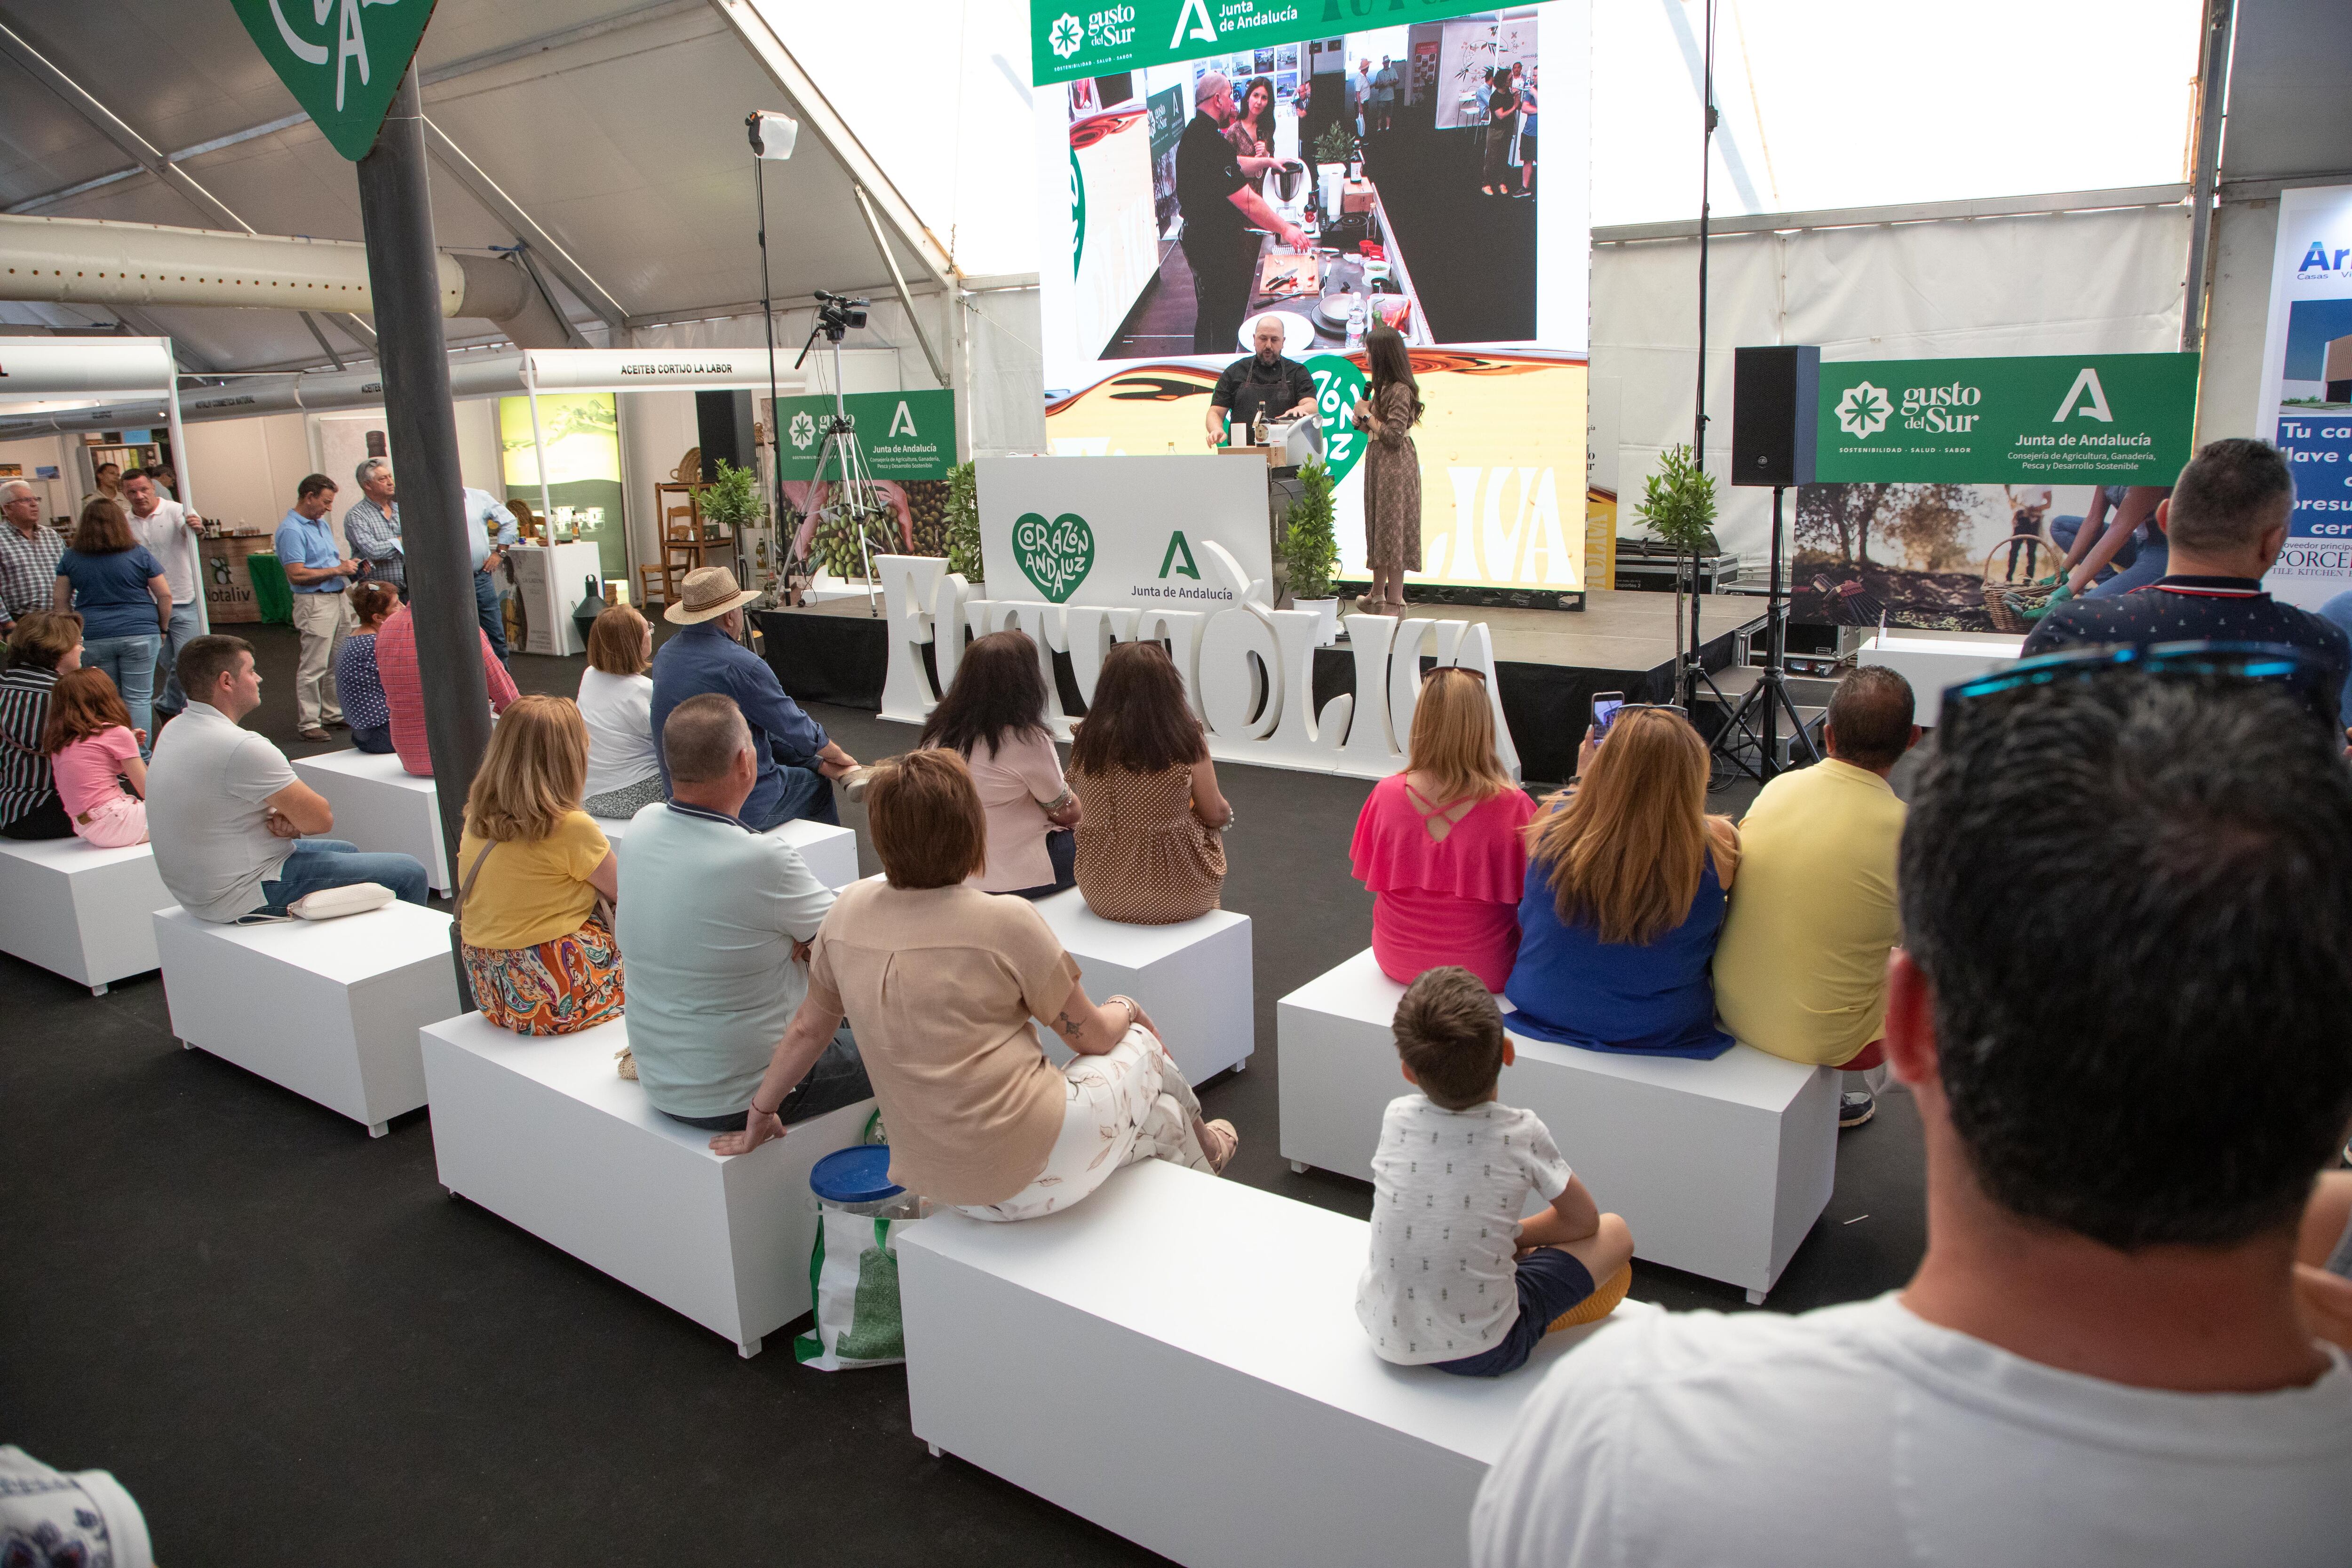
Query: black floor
1357 121 1538 344
1 622 1924 1564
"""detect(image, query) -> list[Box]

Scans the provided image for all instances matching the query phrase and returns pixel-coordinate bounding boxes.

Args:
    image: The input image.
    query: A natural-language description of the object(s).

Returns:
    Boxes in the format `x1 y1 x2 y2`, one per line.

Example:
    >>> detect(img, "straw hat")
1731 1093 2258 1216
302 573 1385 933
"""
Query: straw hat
664 565 760 625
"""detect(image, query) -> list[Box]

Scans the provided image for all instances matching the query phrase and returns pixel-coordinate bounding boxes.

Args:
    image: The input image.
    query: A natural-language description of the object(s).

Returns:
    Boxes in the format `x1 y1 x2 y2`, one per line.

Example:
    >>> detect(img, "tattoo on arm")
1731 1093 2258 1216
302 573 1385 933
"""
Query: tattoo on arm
1052 1009 1083 1040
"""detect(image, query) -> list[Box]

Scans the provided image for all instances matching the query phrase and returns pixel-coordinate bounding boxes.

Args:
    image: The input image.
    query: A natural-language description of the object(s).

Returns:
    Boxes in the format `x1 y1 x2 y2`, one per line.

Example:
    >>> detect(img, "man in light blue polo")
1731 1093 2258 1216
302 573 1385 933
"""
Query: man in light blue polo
273 473 358 741
462 486 516 662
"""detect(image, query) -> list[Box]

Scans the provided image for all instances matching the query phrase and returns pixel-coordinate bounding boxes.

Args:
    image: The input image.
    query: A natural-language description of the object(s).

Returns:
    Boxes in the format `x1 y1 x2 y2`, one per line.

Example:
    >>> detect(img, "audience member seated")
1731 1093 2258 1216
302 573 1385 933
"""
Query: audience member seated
616 694 870 1130
332 582 401 756
1066 641 1230 924
1504 707 1739 1058
375 598 519 776
577 605 664 820
1350 668 1533 990
2298 1172 2352 1355
455 695 624 1036
649 567 856 829
40 667 148 847
0 610 82 840
1713 665 1919 1127
52 497 169 755
918 629 1081 899
2025 439 2351 727
148 635 429 919
713 749 1236 1217
1361 967 1634 1377
1471 665 2352 1568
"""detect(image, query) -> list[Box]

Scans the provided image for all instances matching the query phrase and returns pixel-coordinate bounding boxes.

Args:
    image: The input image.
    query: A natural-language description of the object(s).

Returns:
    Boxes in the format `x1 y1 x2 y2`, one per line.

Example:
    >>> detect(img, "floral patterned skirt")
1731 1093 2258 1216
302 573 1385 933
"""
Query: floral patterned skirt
462 914 626 1036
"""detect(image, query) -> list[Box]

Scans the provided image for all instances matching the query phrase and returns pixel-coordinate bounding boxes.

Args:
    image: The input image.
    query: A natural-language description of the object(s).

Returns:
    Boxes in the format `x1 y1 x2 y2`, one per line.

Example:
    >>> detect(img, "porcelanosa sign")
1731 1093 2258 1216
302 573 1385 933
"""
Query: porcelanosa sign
977 455 1276 612
874 548 1521 782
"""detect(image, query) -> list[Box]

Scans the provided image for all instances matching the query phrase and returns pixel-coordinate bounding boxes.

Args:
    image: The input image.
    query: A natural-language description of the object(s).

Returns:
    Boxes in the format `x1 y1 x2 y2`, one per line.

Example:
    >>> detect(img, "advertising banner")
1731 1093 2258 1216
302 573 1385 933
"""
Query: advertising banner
771 390 956 484
977 454 1274 610
499 392 627 586
1815 353 2199 486
2255 183 2352 611
1031 0 1512 87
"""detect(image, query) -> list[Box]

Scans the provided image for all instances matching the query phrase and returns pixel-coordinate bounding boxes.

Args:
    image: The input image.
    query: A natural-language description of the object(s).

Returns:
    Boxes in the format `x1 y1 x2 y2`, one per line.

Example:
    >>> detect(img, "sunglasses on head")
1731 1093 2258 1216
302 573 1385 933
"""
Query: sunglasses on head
1422 665 1488 684
1939 640 2339 732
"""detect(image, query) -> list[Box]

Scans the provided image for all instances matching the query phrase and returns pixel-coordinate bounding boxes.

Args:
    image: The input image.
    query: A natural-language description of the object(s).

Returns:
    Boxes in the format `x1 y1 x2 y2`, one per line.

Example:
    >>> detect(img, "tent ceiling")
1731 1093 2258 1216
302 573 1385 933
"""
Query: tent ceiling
0 0 947 371
2222 0 2352 185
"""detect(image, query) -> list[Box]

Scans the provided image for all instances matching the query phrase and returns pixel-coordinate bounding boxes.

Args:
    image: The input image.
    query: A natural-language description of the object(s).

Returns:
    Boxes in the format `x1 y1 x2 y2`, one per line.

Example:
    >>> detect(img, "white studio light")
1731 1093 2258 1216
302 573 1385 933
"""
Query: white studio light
747 110 798 161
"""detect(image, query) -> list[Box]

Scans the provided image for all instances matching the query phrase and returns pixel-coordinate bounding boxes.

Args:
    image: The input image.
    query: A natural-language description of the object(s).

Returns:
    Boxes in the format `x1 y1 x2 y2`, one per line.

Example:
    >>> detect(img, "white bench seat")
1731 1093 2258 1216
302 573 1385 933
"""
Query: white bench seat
0 836 173 993
419 1011 876 1357
1030 888 1253 1085
290 748 452 891
155 900 460 1136
1278 948 1836 1301
900 1159 1650 1568
594 810 860 890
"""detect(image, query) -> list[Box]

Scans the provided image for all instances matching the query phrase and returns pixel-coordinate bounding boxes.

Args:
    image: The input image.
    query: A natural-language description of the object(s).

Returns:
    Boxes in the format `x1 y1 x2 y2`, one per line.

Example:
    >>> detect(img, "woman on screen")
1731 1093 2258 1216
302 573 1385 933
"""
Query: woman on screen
1352 324 1424 616
1226 76 1279 173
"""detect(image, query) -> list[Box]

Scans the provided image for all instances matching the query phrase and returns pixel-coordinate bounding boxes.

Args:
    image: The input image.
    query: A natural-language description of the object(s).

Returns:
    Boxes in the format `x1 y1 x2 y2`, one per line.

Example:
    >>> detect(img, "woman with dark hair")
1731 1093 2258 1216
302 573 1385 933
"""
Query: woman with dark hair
1066 641 1230 924
52 498 169 753
918 629 1082 898
0 609 85 840
1480 64 1519 194
333 581 401 754
1227 76 1278 167
1351 324 1424 615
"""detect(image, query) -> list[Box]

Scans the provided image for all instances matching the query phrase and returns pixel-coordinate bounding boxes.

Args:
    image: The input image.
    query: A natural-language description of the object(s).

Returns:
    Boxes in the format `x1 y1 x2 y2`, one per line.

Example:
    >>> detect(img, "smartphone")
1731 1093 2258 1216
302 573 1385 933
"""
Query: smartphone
1589 691 1625 741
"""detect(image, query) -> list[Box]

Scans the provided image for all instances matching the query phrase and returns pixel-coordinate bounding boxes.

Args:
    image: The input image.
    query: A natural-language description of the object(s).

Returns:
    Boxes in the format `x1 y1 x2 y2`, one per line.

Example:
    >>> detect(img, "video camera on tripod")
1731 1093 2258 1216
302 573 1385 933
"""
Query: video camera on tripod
801 290 870 361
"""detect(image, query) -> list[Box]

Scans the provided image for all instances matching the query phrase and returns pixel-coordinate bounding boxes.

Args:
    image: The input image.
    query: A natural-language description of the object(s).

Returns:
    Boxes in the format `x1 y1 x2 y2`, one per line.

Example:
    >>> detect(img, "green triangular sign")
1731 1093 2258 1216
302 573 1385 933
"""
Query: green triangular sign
230 0 442 162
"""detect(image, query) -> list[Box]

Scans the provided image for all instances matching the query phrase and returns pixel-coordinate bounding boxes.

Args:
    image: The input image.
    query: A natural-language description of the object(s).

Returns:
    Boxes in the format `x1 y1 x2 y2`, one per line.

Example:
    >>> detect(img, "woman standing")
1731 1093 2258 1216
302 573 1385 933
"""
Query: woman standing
1504 707 1741 1057
578 604 664 819
1067 641 1230 925
455 694 626 1036
1352 324 1424 615
919 629 1081 899
1480 64 1519 195
52 498 169 755
333 581 401 755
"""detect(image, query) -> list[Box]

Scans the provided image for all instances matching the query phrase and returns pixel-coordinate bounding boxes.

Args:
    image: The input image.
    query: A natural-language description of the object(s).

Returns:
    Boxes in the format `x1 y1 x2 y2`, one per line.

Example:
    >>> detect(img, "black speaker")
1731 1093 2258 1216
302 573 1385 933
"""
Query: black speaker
1732 345 1820 488
696 390 757 482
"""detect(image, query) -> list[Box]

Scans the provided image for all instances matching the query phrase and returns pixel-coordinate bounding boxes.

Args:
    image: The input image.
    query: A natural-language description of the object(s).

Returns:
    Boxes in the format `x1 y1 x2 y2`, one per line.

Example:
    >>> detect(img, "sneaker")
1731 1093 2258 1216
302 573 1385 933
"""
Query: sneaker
1839 1090 1876 1129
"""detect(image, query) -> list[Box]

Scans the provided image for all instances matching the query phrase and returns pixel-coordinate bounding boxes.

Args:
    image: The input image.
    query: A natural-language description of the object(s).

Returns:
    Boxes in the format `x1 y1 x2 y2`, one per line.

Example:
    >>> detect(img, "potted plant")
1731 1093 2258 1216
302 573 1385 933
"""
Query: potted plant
1632 442 1718 682
699 458 765 541
943 460 984 591
1284 458 1342 645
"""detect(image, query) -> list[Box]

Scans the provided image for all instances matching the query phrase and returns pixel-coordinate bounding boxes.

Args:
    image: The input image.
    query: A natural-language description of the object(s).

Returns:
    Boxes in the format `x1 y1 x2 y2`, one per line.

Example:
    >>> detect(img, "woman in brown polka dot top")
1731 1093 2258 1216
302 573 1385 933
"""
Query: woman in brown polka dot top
1066 641 1232 924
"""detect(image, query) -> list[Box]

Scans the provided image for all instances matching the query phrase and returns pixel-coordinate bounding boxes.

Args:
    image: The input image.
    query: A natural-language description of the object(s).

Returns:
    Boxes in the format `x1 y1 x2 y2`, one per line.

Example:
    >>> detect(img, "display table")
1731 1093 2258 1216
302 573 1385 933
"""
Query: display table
199 534 287 625
508 541 602 655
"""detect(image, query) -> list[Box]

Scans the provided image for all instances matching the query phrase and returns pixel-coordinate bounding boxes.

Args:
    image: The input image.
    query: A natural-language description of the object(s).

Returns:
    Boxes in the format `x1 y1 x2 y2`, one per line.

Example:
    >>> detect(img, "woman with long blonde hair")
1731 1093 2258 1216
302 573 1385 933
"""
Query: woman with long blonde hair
1349 667 1532 990
1503 705 1741 1057
456 694 625 1035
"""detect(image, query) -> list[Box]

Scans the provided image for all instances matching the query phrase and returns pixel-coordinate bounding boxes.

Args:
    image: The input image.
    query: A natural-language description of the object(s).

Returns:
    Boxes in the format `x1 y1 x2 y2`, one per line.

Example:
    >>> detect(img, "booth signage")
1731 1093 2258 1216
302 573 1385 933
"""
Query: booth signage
977 455 1274 611
772 390 956 484
2255 183 2352 611
1814 352 2198 486
1031 0 1507 86
230 0 440 161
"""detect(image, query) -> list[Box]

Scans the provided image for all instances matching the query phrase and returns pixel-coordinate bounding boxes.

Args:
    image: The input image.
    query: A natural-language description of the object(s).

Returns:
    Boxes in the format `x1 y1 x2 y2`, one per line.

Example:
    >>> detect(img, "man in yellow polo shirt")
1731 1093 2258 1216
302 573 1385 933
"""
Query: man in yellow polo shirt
1713 665 1919 1127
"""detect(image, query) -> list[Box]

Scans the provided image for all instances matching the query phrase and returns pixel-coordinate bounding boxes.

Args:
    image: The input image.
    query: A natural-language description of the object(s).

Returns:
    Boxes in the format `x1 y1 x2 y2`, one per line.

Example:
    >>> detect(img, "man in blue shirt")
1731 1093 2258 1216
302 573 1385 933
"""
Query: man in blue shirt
273 473 358 740
462 487 518 662
649 566 856 828
342 457 404 597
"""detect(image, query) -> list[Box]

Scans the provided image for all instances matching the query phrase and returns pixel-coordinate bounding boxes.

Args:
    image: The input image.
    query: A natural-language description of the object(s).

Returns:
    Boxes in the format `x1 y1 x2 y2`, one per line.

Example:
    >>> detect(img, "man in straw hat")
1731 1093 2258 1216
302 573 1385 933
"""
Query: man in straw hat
649 565 857 828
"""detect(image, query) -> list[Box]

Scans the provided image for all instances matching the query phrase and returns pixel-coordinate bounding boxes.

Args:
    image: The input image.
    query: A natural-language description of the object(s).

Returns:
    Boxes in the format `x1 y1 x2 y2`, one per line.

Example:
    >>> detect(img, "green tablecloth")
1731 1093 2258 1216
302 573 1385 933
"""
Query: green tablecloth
246 552 293 625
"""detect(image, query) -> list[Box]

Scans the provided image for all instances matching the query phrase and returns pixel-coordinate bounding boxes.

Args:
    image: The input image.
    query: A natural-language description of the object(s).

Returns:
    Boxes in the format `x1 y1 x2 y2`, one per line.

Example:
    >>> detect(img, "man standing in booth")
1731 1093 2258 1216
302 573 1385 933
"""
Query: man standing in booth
1205 314 1320 448
1177 71 1307 357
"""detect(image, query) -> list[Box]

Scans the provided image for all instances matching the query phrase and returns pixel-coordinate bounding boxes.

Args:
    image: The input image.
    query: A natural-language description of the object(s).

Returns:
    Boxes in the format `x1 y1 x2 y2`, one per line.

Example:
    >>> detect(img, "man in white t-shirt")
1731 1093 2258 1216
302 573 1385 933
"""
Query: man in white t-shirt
120 470 203 717
1473 669 2352 1568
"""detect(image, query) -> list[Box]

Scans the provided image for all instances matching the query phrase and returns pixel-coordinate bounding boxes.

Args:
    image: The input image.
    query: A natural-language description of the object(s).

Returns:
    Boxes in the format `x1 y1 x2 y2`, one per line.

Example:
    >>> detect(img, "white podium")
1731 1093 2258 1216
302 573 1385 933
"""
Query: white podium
508 541 602 655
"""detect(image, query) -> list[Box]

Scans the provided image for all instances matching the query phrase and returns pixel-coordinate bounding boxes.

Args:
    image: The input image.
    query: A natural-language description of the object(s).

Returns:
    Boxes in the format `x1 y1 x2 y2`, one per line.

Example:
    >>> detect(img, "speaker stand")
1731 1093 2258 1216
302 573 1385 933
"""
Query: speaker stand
1710 484 1820 782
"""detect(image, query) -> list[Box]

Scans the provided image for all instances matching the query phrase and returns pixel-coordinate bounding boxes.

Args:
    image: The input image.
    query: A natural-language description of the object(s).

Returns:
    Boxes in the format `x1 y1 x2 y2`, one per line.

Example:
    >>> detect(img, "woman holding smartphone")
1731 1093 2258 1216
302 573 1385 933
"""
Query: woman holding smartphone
1351 324 1423 616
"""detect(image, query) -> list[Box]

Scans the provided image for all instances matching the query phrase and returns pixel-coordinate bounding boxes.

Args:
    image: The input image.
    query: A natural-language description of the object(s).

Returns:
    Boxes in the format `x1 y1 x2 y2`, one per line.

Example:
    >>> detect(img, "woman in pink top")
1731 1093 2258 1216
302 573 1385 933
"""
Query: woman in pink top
38 666 148 847
1350 667 1532 990
918 629 1082 898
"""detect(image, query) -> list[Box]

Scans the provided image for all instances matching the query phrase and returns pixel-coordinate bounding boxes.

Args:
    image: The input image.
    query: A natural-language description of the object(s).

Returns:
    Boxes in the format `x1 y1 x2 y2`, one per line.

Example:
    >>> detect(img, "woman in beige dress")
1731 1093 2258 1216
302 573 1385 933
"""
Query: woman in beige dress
1353 323 1424 614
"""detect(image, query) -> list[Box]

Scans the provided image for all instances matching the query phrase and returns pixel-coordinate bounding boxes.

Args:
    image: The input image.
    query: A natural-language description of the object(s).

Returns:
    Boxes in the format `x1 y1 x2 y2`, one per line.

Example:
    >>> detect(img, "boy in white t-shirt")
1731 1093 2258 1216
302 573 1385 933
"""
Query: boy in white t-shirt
1357 967 1634 1376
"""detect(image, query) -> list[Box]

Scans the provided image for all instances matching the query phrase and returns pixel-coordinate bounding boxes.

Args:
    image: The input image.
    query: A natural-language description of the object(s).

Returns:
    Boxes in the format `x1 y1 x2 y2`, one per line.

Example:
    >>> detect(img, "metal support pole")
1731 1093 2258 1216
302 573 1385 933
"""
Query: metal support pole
2180 0 2236 352
355 69 493 995
523 351 555 522
162 367 209 636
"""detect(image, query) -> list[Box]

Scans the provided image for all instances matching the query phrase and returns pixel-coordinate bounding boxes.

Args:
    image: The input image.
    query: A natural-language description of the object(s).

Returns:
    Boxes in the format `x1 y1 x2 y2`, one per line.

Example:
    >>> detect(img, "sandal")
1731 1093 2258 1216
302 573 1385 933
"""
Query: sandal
1201 1118 1240 1174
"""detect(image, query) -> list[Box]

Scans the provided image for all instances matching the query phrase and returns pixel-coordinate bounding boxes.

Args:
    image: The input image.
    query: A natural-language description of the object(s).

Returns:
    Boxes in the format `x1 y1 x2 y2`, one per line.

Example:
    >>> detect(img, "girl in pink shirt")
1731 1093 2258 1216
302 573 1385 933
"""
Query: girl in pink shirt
40 666 147 848
1350 668 1532 990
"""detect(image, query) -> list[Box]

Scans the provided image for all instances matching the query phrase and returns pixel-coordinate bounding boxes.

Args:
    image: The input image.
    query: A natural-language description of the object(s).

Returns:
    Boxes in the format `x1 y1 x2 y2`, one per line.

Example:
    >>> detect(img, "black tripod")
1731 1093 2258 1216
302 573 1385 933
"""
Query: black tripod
1710 484 1820 780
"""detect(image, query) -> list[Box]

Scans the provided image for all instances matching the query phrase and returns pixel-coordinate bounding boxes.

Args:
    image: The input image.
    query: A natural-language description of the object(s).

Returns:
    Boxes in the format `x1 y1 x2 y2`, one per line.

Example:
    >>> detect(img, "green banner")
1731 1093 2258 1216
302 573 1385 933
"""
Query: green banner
1814 352 2200 486
1033 0 1500 87
230 0 439 161
774 390 957 484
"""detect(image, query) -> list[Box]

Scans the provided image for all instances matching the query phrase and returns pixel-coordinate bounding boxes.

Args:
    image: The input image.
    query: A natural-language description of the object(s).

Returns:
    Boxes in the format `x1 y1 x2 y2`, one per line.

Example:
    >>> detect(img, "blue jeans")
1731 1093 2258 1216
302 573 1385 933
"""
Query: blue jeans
2085 532 2168 598
747 760 839 829
1430 1247 1597 1377
658 1025 872 1130
474 568 509 663
257 837 431 913
155 601 202 714
1006 828 1078 899
81 633 163 754
2049 513 2137 580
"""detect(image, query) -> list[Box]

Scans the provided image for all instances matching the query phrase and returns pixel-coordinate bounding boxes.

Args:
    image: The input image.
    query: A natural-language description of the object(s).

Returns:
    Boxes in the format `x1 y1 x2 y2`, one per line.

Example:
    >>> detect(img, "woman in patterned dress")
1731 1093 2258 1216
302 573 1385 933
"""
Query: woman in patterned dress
1353 323 1424 615
1066 642 1230 925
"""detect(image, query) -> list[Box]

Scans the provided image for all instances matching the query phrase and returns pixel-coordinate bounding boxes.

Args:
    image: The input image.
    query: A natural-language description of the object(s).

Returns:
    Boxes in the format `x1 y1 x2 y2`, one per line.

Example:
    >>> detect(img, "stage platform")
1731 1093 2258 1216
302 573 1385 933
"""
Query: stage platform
755 591 1764 785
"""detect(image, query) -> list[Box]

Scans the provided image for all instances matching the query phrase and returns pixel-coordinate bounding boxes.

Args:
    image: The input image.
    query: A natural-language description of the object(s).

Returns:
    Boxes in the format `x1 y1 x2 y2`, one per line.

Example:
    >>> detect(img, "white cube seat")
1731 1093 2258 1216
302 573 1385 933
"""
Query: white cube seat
155 900 460 1137
900 1159 1652 1568
0 836 173 994
1278 948 1836 1301
1029 888 1252 1085
595 810 859 890
419 1011 877 1358
290 748 451 891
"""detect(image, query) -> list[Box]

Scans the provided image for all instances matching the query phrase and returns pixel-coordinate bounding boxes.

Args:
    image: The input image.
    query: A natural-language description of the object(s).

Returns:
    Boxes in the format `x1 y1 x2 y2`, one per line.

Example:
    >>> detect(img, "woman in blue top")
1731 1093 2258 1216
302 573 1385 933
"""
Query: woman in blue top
51 497 169 754
1504 706 1742 1059
333 581 400 754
